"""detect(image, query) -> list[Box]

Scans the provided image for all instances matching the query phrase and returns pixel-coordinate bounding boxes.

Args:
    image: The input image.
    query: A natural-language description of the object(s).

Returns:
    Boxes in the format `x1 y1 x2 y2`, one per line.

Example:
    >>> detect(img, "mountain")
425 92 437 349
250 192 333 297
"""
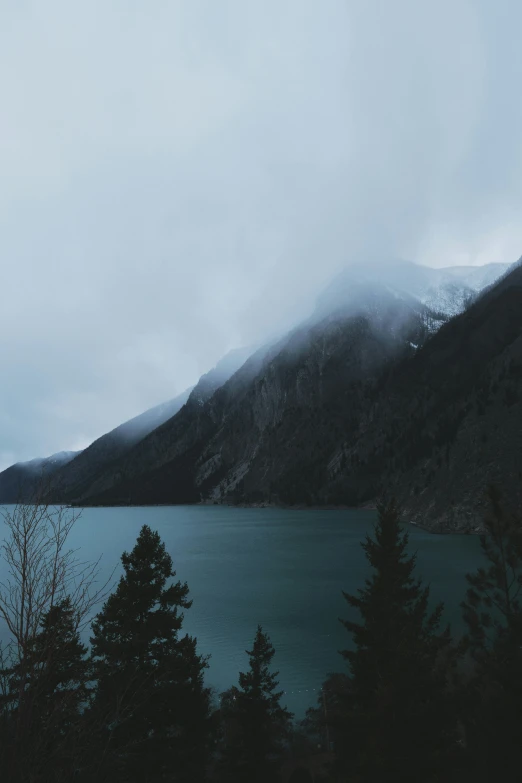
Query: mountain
315 260 510 319
68 259 520 534
0 389 195 504
187 346 260 406
37 387 193 503
65 277 449 507
42 345 256 504
0 450 80 504
4 259 515 532
52 342 272 505
323 258 522 531
437 262 512 290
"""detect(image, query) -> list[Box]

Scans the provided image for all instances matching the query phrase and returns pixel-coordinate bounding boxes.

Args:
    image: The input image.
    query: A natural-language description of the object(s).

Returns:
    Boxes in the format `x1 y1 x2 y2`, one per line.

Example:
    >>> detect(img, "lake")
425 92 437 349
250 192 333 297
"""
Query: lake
0 505 486 719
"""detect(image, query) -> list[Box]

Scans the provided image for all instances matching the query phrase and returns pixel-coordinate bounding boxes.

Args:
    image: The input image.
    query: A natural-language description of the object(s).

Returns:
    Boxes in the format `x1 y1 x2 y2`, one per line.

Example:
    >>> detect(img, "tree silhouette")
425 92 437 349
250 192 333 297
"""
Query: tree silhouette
0 598 91 781
89 524 212 782
216 625 293 783
333 498 460 782
459 486 522 782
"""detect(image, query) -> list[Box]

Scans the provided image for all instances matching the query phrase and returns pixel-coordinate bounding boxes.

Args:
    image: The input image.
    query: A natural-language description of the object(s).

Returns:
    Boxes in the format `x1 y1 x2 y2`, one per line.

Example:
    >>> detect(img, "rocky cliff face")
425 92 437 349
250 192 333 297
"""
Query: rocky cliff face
75 262 522 534
75 285 446 507
338 263 522 532
291 262 520 531
7 259 517 534
42 386 194 504
43 345 256 504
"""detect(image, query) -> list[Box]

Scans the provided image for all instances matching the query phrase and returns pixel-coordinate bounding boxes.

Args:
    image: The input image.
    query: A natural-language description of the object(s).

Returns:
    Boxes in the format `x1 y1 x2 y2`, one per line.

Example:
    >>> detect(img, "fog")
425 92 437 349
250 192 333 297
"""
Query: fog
1 0 522 468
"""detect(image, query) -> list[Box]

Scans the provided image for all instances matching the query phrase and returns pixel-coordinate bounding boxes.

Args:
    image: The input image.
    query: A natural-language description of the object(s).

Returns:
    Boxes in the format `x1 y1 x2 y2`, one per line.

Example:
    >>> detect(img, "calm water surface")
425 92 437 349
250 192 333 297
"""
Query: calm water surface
0 506 485 718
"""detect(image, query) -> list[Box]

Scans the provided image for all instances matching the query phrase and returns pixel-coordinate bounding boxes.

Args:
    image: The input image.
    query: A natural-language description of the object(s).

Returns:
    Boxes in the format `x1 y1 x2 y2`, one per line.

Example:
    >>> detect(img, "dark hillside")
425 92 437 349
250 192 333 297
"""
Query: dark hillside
79 288 442 508
327 264 522 530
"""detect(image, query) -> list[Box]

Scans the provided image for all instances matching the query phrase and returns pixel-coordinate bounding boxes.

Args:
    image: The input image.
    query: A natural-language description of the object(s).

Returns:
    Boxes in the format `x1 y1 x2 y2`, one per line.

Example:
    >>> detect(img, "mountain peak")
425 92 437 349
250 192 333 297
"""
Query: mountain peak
315 260 511 320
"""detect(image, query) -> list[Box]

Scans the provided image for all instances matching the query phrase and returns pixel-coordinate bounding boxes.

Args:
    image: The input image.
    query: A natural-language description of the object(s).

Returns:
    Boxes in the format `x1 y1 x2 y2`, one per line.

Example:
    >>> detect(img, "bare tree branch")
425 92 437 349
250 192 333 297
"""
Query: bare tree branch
0 486 114 663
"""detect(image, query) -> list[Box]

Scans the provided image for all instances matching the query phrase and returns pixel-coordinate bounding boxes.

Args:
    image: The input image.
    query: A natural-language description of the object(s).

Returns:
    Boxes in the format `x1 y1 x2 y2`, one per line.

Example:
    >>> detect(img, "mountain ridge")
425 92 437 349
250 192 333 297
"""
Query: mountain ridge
0 450 80 504
1 259 516 533
71 260 520 533
69 281 459 508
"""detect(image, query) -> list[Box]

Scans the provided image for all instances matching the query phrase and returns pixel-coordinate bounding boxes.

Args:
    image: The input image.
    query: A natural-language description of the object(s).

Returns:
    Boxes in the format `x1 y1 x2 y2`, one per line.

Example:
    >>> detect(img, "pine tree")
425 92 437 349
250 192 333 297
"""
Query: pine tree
334 498 460 782
89 524 212 783
300 671 350 758
459 486 522 782
0 598 91 781
216 625 293 783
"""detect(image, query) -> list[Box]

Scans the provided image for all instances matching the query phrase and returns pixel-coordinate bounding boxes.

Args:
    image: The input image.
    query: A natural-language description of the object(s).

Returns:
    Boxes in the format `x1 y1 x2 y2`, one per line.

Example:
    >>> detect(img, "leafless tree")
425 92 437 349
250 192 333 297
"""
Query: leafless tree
0 482 115 780
0 497 113 664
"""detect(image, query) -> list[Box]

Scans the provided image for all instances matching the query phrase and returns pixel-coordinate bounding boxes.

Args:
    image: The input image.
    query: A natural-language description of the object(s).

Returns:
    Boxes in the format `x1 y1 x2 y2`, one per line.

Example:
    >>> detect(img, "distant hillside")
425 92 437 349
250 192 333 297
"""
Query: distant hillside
56 342 270 505
44 345 255 504
0 450 79 504
0 389 194 504
324 259 522 531
40 386 193 504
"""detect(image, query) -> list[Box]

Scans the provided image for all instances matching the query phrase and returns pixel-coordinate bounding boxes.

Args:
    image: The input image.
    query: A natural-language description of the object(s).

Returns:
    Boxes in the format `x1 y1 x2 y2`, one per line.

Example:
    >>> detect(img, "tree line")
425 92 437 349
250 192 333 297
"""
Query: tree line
0 488 521 782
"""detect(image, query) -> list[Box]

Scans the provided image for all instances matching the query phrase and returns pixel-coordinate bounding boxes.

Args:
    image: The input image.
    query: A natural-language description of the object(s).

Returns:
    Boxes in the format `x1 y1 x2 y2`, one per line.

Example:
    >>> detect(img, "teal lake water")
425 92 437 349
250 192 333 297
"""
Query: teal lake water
0 506 486 719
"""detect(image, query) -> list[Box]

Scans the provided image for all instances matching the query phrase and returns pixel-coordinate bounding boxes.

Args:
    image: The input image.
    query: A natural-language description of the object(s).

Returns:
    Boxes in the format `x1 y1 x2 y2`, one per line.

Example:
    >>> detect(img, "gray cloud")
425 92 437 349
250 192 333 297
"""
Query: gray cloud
1 0 522 468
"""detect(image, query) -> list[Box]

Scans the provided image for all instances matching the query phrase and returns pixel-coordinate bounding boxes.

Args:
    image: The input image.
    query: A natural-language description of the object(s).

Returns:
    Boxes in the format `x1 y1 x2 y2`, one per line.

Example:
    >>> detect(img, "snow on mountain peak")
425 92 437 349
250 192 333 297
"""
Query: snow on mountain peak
315 260 510 320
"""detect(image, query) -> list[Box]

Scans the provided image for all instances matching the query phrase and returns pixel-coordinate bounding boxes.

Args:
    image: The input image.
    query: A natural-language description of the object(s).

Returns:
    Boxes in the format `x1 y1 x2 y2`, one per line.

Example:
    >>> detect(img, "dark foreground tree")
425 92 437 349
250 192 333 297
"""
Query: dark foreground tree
332 498 461 782
0 496 111 782
288 766 314 782
216 625 293 783
89 524 212 782
459 486 522 782
0 598 91 782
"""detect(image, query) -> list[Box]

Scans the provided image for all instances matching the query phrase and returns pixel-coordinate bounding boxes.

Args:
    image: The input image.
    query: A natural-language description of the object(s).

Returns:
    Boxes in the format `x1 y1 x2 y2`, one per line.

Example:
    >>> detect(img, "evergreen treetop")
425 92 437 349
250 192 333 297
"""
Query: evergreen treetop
216 625 293 783
89 524 212 783
340 498 451 689
0 597 91 781
91 524 193 670
334 498 460 783
459 487 522 783
461 485 522 662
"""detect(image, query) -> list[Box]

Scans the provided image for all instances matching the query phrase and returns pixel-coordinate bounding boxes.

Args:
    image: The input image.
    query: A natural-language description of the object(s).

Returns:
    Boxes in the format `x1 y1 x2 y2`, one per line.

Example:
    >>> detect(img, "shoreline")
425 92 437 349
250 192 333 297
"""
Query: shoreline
203 501 483 535
62 499 484 536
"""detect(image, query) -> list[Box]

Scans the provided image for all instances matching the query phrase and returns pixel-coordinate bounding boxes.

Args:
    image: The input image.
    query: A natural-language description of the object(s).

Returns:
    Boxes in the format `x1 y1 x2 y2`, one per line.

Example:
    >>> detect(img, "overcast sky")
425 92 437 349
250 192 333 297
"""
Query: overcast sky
1 0 522 468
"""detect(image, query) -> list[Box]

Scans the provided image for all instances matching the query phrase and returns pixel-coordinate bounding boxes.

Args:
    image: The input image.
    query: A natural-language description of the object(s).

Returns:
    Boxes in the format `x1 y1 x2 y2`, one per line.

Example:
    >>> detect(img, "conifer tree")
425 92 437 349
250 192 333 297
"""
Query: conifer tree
0 598 91 781
89 524 212 783
216 625 293 783
334 498 460 782
459 486 522 782
300 671 350 757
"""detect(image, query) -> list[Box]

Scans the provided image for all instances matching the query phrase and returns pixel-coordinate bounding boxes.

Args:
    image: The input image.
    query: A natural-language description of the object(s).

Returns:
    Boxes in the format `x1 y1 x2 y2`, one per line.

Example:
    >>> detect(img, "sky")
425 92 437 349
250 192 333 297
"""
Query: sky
1 0 522 468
